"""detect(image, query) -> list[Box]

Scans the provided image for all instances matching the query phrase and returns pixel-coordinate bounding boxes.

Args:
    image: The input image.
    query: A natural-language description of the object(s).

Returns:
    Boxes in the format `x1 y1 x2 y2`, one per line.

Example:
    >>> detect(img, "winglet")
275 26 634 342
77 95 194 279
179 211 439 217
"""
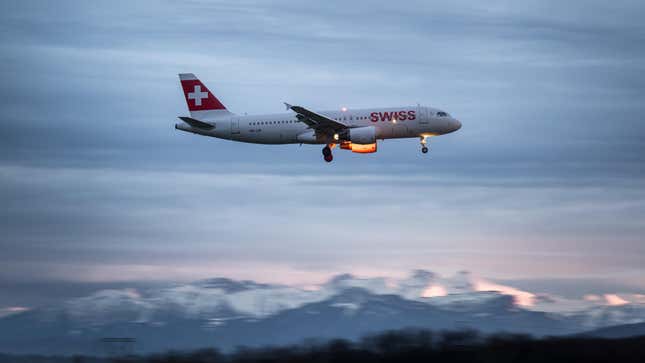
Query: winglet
284 102 293 111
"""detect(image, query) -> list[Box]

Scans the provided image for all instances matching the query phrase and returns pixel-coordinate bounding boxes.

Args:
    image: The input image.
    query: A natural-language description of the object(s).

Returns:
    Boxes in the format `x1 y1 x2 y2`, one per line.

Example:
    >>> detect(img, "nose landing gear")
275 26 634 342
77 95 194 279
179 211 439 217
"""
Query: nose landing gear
322 144 334 162
420 136 430 154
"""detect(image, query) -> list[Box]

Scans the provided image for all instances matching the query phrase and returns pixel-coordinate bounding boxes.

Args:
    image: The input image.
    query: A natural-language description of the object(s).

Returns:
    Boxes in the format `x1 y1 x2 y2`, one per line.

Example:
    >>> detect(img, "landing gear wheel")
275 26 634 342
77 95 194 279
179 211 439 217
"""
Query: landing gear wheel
322 145 333 162
420 136 430 155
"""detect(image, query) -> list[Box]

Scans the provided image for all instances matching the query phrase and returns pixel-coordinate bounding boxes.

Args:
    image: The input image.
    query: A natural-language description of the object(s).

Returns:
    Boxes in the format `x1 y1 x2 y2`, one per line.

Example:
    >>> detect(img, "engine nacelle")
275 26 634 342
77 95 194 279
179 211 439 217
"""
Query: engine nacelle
340 126 376 145
340 141 377 153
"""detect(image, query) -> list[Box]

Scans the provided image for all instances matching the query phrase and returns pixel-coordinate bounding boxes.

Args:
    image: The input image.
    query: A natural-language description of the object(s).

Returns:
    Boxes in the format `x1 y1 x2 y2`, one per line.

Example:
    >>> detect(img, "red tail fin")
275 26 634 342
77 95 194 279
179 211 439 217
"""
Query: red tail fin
179 73 228 112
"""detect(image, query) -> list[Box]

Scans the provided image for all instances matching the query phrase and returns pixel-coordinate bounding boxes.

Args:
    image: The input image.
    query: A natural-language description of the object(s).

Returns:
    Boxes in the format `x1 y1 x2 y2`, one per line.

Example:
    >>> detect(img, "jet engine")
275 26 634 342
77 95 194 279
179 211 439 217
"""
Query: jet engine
340 141 377 153
339 126 376 144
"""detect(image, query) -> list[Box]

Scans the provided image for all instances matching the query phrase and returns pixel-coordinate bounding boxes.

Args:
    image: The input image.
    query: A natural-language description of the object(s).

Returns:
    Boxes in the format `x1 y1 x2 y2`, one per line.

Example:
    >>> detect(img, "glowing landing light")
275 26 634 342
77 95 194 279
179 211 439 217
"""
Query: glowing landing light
333 133 339 141
341 107 347 112
392 117 397 124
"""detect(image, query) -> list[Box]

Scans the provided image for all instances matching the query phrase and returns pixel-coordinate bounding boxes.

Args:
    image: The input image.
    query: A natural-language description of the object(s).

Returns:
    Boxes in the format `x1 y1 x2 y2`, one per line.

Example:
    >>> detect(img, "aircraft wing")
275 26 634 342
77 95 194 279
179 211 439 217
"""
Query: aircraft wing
285 103 348 131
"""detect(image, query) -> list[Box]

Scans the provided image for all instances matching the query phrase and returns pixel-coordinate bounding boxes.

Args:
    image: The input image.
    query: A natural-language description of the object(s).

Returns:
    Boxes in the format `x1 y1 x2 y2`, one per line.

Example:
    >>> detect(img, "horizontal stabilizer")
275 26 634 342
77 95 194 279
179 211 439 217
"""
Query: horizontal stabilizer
178 116 214 130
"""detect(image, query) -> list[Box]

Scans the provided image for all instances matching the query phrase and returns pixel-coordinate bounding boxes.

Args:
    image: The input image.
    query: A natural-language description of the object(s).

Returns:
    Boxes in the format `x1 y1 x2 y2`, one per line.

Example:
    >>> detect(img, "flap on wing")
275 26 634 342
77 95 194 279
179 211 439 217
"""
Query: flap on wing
178 116 214 130
285 103 348 131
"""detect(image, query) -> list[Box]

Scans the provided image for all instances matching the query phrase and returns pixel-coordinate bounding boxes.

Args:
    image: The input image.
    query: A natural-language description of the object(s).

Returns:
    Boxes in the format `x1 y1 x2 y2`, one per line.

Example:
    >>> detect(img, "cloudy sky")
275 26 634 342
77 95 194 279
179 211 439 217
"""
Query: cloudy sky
1 0 644 309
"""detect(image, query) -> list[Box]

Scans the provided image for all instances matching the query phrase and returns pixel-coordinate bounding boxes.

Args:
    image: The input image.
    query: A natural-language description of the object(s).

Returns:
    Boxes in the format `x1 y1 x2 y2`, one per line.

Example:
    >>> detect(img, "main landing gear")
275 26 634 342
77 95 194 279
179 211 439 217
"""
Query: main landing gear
322 144 334 162
420 135 430 154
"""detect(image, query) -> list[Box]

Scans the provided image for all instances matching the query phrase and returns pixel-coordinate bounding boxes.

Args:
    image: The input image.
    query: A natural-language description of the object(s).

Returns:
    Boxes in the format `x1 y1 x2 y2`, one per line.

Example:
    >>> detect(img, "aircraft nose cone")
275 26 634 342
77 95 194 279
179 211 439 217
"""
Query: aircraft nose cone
453 119 462 131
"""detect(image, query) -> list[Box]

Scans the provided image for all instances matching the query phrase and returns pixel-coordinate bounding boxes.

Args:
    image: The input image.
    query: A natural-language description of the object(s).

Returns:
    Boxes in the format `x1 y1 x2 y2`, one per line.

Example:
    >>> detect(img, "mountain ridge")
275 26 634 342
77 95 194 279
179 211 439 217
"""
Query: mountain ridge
1 270 643 355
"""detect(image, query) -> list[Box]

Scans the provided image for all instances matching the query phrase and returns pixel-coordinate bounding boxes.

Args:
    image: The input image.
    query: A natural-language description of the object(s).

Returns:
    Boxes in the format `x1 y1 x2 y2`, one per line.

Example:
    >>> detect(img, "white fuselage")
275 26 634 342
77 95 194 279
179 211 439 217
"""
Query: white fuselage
175 105 461 144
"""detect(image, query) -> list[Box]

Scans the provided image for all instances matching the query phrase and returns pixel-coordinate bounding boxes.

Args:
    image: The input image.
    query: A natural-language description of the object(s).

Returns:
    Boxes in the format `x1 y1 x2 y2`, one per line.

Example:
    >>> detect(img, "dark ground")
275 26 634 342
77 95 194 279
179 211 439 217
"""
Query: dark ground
1 329 644 363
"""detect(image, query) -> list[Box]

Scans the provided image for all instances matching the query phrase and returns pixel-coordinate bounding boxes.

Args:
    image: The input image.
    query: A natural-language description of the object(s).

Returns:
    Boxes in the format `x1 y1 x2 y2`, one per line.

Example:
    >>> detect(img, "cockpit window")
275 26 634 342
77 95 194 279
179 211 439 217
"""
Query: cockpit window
437 111 448 117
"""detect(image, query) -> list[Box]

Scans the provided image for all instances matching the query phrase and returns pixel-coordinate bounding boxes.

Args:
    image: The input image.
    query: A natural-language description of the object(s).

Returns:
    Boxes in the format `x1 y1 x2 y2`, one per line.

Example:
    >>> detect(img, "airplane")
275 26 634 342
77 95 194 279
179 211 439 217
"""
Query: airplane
175 73 461 162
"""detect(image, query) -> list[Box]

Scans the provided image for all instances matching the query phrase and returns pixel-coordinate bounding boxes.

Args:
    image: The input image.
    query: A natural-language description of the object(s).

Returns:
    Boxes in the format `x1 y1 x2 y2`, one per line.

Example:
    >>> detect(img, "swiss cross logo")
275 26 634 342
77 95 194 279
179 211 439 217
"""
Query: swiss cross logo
180 79 226 111
187 85 209 106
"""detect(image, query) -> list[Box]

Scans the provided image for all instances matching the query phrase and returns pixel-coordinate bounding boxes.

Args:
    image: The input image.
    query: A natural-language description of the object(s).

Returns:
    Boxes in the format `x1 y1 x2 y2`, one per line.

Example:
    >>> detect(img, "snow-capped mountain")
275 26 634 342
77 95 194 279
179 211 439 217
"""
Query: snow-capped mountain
573 304 645 329
1 270 643 355
48 269 519 325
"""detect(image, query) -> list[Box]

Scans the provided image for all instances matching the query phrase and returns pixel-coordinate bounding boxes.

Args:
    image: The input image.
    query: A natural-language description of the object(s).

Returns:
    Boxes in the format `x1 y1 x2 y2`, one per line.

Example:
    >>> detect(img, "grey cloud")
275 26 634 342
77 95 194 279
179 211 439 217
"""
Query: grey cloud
1 165 644 284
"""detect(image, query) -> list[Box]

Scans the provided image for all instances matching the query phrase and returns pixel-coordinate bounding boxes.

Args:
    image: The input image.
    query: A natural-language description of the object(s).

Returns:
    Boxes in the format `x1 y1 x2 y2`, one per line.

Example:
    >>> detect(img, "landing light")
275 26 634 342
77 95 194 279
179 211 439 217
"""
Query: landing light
341 107 347 112
333 133 339 141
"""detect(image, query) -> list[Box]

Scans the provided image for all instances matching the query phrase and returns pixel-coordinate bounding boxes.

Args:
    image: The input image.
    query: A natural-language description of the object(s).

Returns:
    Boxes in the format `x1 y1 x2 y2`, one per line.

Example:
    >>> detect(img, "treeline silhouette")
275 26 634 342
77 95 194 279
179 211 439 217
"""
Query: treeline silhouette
1 329 645 363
